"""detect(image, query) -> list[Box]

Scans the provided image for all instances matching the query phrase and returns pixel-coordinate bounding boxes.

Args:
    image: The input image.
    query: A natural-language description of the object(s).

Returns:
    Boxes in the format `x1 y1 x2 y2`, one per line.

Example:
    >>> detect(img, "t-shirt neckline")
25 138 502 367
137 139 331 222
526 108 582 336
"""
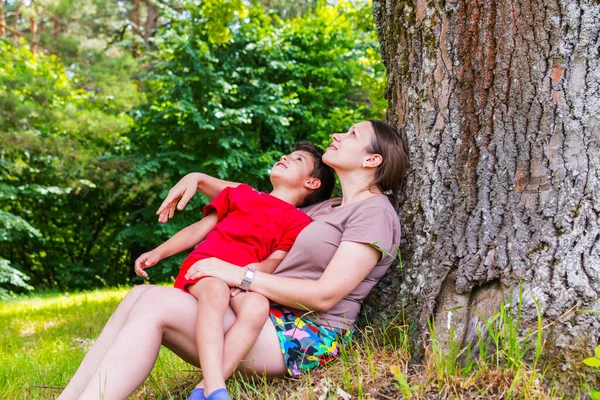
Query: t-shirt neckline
259 190 297 210
329 194 387 210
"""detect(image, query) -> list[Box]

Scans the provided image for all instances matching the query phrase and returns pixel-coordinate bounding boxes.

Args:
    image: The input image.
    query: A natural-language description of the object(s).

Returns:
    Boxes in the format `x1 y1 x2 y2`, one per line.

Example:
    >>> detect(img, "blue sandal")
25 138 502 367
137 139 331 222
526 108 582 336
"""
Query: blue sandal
206 388 231 400
187 388 206 400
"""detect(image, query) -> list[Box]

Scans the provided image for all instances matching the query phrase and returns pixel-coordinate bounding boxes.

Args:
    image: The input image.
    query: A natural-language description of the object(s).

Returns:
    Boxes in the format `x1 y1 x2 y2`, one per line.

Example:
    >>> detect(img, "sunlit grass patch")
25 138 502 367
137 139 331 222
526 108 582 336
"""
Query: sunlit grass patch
0 287 191 400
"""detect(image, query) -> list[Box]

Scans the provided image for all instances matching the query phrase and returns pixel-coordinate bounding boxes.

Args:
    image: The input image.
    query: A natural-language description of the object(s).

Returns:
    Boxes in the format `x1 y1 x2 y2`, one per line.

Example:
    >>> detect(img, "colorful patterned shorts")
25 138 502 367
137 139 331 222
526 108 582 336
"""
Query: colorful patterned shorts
269 307 354 377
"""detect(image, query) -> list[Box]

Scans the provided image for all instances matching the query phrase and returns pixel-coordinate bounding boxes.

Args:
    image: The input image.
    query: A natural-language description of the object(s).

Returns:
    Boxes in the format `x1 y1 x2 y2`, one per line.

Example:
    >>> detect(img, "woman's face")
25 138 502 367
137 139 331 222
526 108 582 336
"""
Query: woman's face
323 121 376 170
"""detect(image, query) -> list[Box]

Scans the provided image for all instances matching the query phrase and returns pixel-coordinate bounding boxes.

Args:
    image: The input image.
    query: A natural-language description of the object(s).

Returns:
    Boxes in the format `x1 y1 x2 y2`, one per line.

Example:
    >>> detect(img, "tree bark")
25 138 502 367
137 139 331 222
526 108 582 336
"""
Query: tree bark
143 0 158 47
29 15 37 54
367 0 600 356
132 0 141 57
52 14 59 41
12 1 20 46
0 1 6 38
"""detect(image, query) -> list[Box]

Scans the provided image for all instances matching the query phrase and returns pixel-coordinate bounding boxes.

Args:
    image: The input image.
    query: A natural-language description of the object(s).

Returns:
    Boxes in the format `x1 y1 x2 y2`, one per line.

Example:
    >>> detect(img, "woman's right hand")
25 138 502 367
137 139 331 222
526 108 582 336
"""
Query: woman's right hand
156 173 203 222
134 250 163 278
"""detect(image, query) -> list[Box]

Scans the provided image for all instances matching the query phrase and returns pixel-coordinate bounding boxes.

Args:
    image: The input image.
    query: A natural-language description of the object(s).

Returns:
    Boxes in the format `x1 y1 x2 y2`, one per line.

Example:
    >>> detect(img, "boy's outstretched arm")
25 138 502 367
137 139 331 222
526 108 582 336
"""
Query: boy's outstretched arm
157 173 240 222
134 212 219 277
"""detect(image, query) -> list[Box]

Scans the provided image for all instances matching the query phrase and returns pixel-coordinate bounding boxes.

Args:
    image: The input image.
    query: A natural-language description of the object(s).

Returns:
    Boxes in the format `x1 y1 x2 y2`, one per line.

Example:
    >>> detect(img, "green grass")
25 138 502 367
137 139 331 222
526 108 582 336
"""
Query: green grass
1 287 598 399
0 287 192 399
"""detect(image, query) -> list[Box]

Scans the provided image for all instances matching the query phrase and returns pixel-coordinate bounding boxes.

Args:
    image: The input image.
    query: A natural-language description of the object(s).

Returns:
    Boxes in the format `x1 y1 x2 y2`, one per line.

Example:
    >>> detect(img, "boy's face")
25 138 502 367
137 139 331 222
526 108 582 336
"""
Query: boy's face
269 150 316 189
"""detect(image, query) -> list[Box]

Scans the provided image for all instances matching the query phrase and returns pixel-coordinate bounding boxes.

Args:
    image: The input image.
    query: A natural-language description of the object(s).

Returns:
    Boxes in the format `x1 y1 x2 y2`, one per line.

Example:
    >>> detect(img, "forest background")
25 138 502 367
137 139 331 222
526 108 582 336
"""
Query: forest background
3 1 600 398
0 0 386 295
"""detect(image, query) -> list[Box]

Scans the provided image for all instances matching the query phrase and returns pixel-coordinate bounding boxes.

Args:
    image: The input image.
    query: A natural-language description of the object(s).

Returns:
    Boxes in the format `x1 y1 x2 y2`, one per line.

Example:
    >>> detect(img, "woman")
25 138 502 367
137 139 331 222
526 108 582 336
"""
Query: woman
58 120 409 400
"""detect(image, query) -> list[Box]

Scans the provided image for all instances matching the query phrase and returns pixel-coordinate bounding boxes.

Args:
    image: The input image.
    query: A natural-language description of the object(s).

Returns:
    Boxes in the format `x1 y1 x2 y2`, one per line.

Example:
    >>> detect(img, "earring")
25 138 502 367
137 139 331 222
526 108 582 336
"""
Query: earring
362 162 367 168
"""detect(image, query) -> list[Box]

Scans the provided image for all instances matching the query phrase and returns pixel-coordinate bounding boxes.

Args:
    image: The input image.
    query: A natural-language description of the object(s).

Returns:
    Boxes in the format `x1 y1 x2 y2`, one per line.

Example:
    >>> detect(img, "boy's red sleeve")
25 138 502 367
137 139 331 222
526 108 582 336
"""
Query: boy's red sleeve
274 210 311 252
203 184 252 221
203 186 232 221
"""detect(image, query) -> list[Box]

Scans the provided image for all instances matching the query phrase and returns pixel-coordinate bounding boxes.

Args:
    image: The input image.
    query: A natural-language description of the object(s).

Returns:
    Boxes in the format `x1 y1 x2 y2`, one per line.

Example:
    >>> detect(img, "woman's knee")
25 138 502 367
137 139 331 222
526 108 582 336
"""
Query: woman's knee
106 284 154 324
131 286 197 326
121 284 154 304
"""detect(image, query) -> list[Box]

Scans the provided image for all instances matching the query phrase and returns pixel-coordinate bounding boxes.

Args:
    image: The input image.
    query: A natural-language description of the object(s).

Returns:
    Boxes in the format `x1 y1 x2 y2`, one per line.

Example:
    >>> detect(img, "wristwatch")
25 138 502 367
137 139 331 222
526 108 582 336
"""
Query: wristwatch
239 267 256 291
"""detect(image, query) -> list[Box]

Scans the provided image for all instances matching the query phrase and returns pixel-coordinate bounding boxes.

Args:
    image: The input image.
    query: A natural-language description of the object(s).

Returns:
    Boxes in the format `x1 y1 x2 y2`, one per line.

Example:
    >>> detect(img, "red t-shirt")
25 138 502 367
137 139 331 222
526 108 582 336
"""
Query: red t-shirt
183 184 311 268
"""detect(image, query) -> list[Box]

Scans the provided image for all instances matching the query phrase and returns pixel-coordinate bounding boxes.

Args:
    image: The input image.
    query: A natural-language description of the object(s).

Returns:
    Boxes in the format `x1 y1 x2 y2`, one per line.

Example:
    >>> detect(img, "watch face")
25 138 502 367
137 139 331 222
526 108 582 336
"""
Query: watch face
240 267 256 290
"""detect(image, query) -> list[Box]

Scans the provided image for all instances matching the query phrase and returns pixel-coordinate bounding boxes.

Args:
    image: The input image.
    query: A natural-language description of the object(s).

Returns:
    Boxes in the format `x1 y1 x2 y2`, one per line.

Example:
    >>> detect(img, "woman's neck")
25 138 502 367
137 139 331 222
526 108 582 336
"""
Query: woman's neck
337 170 382 207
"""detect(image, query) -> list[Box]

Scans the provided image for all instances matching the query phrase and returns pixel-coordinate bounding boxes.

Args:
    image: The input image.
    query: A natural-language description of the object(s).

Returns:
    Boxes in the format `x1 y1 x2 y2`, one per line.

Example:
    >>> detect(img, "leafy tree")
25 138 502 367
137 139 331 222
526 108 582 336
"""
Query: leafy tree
122 1 386 281
0 40 141 289
0 0 386 290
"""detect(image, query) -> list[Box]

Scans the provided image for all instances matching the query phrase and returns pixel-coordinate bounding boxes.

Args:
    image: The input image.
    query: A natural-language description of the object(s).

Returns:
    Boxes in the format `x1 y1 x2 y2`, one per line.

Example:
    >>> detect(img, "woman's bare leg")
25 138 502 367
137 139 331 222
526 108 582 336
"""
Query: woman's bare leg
64 285 285 400
77 287 199 400
58 285 152 400
188 278 231 396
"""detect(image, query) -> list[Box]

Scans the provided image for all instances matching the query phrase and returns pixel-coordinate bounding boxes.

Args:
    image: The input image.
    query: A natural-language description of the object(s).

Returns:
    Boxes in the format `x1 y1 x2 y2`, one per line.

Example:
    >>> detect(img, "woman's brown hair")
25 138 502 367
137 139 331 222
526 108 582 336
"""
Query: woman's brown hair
367 120 410 204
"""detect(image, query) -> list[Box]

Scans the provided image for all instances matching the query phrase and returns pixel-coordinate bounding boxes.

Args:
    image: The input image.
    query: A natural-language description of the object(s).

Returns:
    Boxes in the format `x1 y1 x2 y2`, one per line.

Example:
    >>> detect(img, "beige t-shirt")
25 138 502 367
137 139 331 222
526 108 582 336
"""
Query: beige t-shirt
272 195 401 330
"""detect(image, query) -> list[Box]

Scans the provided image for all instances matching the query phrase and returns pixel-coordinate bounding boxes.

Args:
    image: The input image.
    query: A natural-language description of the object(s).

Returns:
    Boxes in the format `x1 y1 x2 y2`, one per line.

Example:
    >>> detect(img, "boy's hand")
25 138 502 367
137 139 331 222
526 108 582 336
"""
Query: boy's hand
156 173 201 223
134 250 162 278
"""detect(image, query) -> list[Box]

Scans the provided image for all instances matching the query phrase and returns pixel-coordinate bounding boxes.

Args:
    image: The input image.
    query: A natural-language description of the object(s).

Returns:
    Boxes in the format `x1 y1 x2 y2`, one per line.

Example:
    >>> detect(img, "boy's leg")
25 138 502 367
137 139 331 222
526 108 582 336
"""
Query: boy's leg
218 292 272 380
188 278 231 397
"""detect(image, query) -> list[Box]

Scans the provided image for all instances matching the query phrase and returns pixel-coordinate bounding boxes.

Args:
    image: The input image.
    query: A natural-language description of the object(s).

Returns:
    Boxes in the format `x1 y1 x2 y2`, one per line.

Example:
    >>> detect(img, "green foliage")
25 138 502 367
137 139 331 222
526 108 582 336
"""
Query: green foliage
0 40 142 290
0 210 42 243
0 209 38 296
583 345 600 368
390 364 412 399
120 1 386 285
131 0 385 185
1 1 386 291
0 258 34 298
201 0 246 45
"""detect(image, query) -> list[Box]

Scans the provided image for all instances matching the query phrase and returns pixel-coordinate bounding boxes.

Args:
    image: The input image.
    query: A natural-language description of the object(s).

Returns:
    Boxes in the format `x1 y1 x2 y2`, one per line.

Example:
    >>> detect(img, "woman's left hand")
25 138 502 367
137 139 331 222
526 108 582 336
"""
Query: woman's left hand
185 258 246 287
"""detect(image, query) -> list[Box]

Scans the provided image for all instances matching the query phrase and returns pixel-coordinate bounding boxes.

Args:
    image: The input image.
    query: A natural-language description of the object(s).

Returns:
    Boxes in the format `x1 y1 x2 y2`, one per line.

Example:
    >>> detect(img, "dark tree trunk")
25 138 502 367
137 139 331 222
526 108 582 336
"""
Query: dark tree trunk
143 0 158 47
132 0 140 57
12 1 20 46
29 15 37 53
367 0 600 355
0 1 5 38
52 14 59 41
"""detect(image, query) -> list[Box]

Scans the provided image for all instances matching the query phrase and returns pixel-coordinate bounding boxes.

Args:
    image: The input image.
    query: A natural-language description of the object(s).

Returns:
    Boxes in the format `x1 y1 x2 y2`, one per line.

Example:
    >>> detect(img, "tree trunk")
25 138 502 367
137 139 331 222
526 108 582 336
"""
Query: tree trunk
367 0 600 356
12 1 20 46
132 0 140 57
52 14 59 41
29 15 37 53
0 1 6 38
143 0 158 47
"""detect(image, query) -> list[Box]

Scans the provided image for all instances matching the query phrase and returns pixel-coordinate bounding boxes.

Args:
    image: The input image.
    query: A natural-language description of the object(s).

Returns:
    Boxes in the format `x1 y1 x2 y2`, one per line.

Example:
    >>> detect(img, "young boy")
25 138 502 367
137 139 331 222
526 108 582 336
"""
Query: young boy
134 142 334 400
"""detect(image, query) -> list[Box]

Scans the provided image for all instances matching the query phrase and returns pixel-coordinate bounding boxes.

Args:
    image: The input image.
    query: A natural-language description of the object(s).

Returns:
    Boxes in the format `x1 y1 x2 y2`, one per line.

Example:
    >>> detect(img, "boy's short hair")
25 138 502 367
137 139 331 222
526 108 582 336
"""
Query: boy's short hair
293 141 335 207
